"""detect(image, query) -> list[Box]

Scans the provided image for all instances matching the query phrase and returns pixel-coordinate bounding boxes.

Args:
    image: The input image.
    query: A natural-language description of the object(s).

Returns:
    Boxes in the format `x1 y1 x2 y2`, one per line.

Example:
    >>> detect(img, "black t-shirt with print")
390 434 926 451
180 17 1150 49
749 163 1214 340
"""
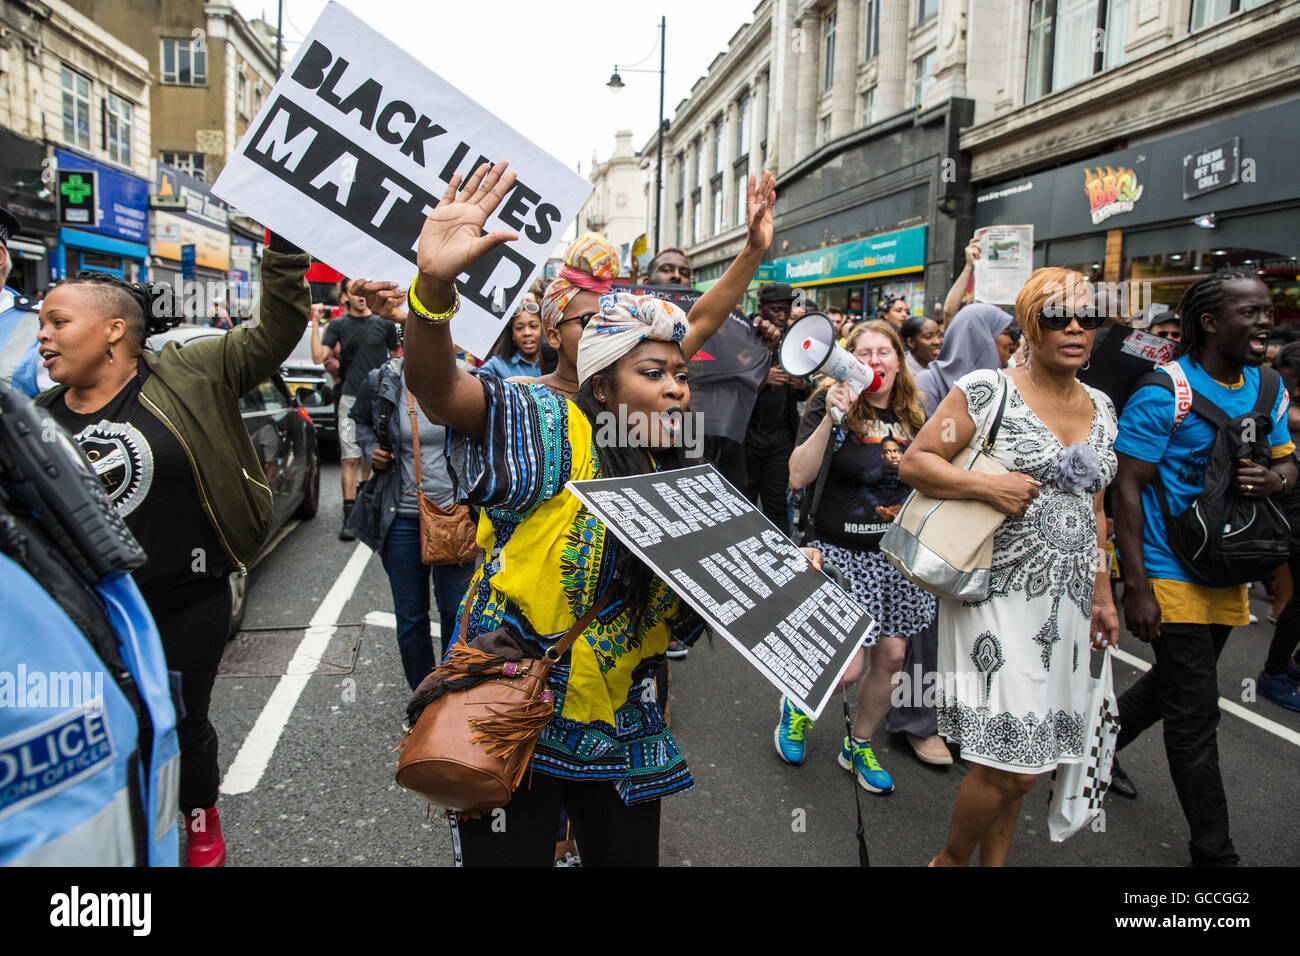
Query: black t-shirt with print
50 360 232 591
323 313 400 397
795 388 915 550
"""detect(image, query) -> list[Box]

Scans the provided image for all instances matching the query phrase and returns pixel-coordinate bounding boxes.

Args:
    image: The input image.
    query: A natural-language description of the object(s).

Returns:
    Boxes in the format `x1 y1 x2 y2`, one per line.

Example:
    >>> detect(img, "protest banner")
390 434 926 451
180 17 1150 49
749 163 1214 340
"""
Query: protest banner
974 224 1033 305
612 282 769 443
567 464 875 718
212 1 591 358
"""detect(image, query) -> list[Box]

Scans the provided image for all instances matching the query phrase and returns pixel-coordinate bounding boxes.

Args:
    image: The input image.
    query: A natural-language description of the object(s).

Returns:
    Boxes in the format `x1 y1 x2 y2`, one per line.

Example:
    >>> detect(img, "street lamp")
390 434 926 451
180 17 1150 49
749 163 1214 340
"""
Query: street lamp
606 16 666 258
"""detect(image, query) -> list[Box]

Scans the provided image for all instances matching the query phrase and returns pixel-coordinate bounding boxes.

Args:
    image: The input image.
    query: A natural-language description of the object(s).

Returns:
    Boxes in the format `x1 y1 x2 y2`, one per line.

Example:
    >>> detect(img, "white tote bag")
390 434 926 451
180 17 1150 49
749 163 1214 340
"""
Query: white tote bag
1047 649 1119 843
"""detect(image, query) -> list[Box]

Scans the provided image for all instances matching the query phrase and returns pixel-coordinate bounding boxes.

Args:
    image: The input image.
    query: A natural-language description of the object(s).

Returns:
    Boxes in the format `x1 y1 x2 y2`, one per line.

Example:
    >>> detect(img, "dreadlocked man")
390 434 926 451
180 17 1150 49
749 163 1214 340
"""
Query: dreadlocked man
1109 270 1296 866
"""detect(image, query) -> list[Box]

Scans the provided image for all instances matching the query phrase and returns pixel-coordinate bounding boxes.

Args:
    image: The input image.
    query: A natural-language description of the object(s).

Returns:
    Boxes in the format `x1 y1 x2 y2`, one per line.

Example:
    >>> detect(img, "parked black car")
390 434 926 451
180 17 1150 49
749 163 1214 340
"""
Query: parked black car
145 324 322 634
282 326 337 448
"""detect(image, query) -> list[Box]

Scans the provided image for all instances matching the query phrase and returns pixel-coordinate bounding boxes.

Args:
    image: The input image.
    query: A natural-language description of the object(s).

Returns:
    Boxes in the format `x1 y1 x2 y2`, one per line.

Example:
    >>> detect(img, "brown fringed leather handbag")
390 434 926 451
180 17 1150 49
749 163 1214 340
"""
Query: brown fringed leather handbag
406 389 478 566
395 592 614 813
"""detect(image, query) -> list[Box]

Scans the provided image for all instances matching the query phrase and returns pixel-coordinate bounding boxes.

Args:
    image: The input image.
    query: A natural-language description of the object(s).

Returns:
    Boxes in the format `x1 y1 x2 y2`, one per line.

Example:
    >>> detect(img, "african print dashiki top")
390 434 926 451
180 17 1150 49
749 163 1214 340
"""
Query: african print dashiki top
445 373 702 805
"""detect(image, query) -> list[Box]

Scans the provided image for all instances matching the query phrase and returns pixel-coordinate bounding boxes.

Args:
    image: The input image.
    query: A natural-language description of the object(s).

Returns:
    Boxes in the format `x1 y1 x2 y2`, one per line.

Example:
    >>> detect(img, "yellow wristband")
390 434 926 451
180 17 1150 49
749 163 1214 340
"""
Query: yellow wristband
408 278 460 325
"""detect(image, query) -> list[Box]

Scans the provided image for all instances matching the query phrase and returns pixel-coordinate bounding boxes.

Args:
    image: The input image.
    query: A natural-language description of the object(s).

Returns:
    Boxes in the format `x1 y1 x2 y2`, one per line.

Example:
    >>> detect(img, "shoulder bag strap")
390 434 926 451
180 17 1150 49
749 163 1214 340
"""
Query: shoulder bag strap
453 585 616 662
799 428 839 541
983 374 1011 450
405 387 424 492
1254 366 1281 418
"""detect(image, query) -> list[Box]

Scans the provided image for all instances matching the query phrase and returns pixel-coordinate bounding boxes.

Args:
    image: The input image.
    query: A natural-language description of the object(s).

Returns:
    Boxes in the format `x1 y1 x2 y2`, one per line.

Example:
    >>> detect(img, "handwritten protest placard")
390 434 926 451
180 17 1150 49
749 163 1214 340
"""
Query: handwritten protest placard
568 465 875 718
213 1 591 358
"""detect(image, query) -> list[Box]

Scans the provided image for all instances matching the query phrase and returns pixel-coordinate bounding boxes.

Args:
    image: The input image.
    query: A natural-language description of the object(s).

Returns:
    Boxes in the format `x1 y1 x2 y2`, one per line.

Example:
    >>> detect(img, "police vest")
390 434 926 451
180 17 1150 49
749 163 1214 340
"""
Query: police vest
0 560 180 866
0 286 42 397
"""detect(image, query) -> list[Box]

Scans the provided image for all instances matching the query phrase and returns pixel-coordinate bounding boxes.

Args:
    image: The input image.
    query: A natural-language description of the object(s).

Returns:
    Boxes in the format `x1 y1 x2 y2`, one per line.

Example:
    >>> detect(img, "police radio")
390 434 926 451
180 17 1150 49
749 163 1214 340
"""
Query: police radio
0 387 146 582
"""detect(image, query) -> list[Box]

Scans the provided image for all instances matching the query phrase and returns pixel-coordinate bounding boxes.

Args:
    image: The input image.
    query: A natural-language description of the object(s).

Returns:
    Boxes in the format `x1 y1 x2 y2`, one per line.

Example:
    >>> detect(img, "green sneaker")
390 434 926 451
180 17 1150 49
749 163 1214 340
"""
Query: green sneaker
774 696 814 765
838 736 895 793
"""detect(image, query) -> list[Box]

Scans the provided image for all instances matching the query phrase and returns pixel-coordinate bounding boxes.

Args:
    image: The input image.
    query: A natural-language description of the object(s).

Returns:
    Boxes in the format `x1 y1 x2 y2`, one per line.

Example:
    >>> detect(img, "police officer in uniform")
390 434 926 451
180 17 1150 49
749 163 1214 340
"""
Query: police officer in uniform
0 207 44 396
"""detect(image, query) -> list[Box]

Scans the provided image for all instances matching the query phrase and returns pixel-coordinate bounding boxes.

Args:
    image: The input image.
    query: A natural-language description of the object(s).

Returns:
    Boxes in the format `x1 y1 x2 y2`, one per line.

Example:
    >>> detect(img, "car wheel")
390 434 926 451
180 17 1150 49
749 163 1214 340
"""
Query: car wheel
227 572 248 639
293 443 321 520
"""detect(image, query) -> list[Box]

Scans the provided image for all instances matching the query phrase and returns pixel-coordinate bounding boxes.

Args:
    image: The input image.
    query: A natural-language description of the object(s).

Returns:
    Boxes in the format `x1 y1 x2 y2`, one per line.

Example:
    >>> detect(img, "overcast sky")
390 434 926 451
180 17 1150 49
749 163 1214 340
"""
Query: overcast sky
232 0 762 179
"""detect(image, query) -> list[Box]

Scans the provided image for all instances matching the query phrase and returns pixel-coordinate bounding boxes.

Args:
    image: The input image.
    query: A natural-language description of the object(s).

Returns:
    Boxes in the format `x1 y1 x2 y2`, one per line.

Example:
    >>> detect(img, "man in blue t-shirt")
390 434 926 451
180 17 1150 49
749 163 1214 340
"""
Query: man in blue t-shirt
1111 272 1296 867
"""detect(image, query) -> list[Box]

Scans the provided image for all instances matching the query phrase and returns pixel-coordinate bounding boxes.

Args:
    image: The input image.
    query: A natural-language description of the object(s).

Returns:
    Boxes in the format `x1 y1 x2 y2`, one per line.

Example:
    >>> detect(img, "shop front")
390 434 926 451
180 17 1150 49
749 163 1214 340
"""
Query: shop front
768 224 929 323
0 129 57 295
974 98 1300 322
151 163 232 321
53 149 150 282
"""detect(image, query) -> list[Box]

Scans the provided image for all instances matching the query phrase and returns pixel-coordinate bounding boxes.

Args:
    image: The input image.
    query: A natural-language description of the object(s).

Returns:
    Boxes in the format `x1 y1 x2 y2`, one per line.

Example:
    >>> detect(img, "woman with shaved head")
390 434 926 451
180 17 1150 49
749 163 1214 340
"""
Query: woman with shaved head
35 237 312 867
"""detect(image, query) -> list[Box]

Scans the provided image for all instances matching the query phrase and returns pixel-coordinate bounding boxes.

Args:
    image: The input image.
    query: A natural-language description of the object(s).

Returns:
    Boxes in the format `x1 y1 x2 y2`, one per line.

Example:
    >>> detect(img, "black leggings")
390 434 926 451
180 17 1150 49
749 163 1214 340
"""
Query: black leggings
452 774 661 867
1265 557 1300 677
143 577 231 815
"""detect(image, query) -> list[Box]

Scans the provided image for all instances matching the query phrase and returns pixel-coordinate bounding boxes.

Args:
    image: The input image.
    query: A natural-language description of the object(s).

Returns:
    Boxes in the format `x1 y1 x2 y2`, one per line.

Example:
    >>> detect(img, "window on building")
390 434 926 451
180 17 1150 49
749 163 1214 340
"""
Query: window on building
237 72 250 119
253 85 263 114
735 165 749 226
737 93 751 158
1190 0 1267 30
675 200 684 247
1026 0 1133 102
712 187 723 236
694 137 704 188
819 114 832 146
160 151 207 183
61 66 91 150
691 194 702 245
676 153 685 197
861 88 877 126
823 9 837 91
919 0 939 22
160 37 208 85
913 50 935 108
863 0 881 59
713 118 725 174
105 92 132 166
760 74 770 146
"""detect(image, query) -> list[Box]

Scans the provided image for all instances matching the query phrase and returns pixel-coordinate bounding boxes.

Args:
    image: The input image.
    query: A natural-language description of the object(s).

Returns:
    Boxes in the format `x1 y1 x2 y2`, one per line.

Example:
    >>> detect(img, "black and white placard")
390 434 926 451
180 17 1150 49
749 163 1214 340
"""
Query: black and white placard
213 1 591 359
567 465 876 718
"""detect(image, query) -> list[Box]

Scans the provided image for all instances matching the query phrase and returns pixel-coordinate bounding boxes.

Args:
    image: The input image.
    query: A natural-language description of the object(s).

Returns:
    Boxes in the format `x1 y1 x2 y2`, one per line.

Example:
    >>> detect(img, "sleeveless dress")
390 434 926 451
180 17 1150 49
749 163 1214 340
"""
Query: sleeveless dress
936 369 1118 773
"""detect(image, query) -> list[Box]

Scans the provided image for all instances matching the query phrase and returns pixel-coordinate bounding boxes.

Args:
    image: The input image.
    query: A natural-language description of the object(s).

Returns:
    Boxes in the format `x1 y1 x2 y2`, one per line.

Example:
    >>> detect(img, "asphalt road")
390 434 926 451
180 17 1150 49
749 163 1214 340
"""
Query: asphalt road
209 460 1300 867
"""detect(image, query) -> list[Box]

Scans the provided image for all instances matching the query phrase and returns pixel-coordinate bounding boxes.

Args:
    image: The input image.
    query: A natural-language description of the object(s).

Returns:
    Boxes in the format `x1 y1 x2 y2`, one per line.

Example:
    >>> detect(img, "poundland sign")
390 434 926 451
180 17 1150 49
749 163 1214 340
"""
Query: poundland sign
772 225 927 287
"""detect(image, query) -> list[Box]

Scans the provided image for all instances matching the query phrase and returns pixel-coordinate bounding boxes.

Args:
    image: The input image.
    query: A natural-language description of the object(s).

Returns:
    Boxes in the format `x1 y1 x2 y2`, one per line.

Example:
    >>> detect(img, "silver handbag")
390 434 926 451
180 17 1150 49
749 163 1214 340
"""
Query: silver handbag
881 376 1010 601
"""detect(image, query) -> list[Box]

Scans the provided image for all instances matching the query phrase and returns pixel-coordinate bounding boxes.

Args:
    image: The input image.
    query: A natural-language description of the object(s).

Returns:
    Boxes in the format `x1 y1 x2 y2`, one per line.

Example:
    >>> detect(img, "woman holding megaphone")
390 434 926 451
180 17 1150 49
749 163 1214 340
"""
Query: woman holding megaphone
774 319 936 795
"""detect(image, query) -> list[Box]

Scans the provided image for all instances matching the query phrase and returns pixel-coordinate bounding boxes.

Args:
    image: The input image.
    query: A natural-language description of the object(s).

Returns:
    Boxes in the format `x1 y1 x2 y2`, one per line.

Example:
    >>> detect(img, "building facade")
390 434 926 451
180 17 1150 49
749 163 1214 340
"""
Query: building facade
965 0 1300 320
577 129 649 270
652 0 976 321
0 0 153 287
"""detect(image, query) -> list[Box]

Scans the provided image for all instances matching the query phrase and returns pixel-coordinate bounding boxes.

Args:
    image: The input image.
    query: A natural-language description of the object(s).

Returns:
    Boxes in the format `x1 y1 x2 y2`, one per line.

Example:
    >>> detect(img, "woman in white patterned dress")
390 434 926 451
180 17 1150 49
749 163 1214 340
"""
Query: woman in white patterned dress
899 268 1121 866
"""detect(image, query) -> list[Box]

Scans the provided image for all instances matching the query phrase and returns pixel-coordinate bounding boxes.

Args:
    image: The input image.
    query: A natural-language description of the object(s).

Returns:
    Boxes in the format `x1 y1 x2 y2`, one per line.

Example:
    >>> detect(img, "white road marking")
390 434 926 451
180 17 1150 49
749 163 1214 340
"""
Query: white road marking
220 542 373 795
1111 646 1300 748
363 610 397 629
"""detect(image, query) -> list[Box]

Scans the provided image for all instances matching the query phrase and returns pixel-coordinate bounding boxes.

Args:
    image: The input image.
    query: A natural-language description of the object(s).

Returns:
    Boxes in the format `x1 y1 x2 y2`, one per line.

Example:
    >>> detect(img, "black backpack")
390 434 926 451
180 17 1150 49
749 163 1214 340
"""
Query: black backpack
1137 365 1290 586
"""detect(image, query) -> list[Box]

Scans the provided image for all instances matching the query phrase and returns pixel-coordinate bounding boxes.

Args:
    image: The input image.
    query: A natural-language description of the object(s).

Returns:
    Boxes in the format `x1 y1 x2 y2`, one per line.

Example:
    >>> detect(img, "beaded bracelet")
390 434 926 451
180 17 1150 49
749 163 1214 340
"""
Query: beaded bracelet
408 277 460 326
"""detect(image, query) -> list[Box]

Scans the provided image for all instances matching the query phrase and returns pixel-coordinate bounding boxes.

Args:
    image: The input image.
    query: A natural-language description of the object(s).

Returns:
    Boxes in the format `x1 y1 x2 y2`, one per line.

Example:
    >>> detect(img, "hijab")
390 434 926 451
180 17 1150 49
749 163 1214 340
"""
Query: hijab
914 303 1012 417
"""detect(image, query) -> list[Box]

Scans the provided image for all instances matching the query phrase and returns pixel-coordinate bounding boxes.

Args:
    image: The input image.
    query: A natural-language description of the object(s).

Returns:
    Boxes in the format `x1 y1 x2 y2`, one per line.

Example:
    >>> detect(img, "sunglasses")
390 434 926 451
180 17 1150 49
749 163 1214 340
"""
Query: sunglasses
512 301 540 317
559 311 597 329
1039 307 1105 331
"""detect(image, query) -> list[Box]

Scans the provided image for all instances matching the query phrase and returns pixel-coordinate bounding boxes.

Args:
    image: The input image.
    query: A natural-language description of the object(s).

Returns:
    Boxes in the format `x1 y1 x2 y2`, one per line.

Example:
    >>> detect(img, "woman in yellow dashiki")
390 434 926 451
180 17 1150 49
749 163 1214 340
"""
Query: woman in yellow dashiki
403 161 812 866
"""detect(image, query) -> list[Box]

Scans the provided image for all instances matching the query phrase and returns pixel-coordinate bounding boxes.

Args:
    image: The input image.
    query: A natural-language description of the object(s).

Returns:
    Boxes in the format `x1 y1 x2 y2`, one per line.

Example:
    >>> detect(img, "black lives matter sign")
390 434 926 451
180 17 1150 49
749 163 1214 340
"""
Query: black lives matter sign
212 1 590 359
568 465 875 718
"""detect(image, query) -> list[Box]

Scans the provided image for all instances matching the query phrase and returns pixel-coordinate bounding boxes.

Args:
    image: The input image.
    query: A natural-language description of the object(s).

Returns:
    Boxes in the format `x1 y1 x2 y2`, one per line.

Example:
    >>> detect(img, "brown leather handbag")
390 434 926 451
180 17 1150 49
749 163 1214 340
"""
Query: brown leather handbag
395 592 614 812
406 389 477 566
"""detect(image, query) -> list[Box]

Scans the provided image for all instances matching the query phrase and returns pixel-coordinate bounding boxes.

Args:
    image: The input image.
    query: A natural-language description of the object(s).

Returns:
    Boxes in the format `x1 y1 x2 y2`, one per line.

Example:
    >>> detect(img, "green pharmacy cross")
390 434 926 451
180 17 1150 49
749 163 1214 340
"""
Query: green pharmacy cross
61 173 92 204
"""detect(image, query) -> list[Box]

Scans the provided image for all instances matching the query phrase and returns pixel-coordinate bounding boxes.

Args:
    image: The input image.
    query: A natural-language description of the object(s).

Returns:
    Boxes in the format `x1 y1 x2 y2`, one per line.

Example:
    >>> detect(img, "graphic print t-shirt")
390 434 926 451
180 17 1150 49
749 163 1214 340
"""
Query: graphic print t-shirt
50 361 231 591
796 389 915 550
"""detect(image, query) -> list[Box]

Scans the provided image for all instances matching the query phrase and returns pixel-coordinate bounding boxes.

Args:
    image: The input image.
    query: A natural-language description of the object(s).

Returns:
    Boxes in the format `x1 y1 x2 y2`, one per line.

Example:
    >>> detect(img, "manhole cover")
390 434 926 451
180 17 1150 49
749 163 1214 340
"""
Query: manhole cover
218 623 364 678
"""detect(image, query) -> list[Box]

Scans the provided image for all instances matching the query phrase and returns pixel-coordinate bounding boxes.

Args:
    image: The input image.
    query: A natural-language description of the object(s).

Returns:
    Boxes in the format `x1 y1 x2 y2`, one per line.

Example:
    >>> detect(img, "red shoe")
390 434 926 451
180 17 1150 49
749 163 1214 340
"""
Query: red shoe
186 805 227 867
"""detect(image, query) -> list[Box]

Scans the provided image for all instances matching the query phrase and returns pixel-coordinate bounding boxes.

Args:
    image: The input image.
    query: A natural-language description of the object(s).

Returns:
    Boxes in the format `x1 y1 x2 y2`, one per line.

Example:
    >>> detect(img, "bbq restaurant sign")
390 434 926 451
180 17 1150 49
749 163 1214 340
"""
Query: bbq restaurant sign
213 2 591 358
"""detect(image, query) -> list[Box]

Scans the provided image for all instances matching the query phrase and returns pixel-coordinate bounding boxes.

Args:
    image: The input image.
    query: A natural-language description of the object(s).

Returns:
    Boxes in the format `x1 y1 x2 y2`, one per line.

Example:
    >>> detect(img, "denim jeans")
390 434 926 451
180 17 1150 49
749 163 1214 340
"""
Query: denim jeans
380 513 476 690
1116 621 1238 866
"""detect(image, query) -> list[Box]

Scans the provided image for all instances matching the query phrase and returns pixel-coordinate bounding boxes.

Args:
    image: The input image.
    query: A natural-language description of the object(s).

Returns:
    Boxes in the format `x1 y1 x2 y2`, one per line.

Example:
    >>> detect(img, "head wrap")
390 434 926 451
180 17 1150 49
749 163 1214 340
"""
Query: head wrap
576 292 689 385
914 304 1013 416
541 232 619 331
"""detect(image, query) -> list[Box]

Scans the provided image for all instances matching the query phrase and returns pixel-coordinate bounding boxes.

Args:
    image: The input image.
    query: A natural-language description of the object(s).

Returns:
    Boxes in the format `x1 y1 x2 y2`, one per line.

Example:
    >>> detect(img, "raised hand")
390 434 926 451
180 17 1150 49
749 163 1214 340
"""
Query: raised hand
745 171 777 254
416 161 519 286
347 279 408 323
